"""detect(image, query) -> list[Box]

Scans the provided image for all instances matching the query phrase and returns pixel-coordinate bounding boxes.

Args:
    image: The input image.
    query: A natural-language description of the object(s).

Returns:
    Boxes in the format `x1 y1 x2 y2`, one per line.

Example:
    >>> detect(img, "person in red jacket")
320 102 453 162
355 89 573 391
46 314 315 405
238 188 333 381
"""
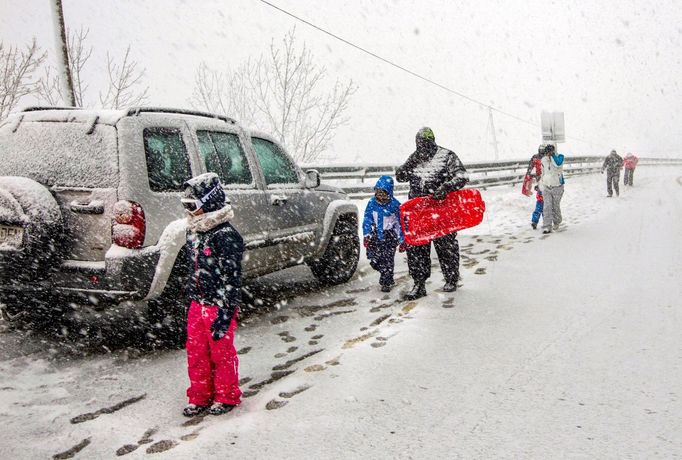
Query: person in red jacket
623 152 639 186
526 145 544 229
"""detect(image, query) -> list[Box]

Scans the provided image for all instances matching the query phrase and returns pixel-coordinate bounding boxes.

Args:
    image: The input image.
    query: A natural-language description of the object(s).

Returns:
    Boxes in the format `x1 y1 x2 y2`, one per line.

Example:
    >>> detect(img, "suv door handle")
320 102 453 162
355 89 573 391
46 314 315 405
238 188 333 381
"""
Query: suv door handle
70 200 104 214
270 195 288 206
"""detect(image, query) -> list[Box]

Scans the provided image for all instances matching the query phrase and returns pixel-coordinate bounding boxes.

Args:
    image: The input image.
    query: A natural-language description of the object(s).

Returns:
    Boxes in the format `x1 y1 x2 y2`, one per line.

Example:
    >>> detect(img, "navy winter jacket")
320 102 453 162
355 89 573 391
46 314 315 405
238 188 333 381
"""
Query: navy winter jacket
186 222 244 320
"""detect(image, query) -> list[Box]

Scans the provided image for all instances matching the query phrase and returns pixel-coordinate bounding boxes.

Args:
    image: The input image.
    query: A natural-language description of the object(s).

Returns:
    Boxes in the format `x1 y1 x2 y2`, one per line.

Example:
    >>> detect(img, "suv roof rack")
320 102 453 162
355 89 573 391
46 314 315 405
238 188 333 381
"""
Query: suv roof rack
22 106 83 112
126 107 237 124
21 106 237 125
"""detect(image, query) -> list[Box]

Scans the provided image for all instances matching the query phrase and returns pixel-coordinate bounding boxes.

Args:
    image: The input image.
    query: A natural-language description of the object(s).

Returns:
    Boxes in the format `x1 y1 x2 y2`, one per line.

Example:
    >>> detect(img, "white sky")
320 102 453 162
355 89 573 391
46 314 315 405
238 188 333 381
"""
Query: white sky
1 0 680 163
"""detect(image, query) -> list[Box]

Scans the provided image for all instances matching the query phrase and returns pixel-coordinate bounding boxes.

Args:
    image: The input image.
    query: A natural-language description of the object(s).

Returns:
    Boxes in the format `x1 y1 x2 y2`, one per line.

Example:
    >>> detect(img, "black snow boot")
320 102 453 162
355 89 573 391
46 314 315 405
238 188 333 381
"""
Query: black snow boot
442 280 458 292
531 222 537 229
380 284 392 293
404 281 426 300
209 403 235 415
183 404 208 417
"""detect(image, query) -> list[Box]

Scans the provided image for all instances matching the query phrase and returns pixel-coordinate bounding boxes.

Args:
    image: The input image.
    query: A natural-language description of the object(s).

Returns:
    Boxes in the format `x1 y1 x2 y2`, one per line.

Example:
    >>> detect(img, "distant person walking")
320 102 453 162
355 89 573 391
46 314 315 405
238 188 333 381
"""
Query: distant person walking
601 149 624 197
396 127 469 299
623 152 639 186
526 145 544 229
539 144 565 234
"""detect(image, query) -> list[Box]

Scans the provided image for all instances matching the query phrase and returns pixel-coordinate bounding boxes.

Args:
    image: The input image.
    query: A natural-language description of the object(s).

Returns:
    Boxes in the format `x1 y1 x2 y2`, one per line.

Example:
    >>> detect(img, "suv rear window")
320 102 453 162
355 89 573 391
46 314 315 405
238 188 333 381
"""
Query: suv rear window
143 128 192 192
0 121 118 188
197 131 253 185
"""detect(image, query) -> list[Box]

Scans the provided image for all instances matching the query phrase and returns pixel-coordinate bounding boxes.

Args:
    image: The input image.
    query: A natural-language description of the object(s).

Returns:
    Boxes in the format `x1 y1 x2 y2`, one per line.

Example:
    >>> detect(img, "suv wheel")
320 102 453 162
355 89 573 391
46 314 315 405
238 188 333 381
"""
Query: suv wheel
308 217 359 285
0 177 65 283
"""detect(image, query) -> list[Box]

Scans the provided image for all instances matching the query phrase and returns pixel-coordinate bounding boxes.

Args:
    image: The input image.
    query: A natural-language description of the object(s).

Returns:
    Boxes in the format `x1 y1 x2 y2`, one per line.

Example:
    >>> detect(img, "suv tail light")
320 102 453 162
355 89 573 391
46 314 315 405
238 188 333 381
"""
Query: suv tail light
112 201 146 249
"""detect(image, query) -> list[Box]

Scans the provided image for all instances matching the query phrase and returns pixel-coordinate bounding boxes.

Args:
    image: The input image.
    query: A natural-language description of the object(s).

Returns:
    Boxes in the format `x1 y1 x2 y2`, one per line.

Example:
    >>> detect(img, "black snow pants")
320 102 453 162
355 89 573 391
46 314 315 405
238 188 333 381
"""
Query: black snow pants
623 168 634 186
606 170 620 196
406 232 459 284
368 230 399 287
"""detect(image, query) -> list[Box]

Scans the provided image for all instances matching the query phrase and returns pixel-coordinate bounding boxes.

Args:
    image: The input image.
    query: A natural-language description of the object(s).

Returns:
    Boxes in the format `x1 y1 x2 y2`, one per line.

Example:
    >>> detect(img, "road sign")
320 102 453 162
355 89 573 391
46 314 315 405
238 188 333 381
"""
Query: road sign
541 111 565 143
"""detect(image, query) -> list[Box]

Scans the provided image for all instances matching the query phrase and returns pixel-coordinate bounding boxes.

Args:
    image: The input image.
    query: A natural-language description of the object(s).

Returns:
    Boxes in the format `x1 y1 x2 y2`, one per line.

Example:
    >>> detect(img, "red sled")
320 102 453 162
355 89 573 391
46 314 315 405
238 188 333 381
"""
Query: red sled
521 174 533 196
400 189 486 246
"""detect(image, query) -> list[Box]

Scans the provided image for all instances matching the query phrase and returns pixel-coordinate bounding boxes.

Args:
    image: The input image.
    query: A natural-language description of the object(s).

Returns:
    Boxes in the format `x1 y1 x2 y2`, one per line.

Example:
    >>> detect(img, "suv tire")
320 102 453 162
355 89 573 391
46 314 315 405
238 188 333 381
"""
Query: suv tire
308 217 359 285
0 177 64 283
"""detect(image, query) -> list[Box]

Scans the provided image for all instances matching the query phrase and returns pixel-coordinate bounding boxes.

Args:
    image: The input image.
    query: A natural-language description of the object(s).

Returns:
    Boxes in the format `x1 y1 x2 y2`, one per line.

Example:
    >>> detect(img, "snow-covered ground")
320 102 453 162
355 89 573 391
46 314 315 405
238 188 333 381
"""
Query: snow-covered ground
1 167 681 459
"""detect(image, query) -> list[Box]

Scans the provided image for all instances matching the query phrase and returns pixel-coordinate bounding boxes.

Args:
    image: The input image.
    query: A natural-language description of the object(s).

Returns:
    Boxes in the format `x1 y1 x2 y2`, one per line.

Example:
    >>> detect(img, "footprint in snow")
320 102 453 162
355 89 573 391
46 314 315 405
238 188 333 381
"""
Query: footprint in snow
304 324 318 332
475 268 487 275
53 438 91 459
146 440 178 454
180 428 203 442
279 385 311 399
266 399 289 410
270 316 289 325
237 346 252 355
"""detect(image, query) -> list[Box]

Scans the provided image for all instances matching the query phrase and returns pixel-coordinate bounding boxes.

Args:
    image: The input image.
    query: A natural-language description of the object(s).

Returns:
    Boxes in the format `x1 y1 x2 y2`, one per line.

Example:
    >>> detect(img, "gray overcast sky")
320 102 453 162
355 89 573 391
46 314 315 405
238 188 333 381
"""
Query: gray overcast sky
1 0 680 163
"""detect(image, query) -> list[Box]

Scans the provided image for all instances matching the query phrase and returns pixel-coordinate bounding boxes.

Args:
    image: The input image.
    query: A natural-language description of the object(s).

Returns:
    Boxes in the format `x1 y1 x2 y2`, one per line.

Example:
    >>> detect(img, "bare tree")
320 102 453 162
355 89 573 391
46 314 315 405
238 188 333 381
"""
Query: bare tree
191 28 356 162
38 27 92 106
189 61 259 126
99 46 149 109
0 39 46 121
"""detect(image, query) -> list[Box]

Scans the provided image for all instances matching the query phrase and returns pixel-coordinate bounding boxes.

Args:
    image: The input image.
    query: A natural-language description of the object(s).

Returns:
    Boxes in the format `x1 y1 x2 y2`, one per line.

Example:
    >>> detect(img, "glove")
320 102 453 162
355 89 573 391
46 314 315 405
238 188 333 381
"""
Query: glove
363 235 370 249
210 308 231 341
398 242 407 253
432 188 447 201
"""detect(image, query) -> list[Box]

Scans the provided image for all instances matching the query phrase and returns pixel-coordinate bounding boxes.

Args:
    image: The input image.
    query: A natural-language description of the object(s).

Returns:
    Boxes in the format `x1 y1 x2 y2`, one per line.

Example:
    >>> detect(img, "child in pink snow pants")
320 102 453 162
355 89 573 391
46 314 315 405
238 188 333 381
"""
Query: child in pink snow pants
181 173 244 417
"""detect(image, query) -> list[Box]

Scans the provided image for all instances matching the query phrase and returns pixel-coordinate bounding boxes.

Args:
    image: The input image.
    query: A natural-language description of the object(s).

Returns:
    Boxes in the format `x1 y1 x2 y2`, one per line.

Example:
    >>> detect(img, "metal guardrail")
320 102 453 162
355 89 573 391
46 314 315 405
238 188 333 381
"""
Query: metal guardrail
303 156 682 198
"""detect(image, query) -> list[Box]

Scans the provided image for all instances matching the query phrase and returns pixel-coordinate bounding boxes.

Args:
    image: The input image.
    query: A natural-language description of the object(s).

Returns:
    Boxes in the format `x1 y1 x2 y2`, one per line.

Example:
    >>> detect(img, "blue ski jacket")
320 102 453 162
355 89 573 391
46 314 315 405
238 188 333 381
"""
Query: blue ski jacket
362 175 404 242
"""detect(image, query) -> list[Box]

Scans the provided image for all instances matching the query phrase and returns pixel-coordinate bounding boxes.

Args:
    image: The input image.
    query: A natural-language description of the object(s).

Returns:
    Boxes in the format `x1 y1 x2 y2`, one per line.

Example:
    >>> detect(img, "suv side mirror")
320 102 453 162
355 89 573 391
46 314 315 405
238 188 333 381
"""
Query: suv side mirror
305 169 320 188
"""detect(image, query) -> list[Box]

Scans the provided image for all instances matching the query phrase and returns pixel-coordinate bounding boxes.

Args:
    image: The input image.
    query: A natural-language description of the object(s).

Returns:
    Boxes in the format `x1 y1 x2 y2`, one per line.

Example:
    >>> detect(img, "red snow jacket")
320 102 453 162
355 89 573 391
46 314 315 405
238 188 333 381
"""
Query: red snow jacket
623 154 638 169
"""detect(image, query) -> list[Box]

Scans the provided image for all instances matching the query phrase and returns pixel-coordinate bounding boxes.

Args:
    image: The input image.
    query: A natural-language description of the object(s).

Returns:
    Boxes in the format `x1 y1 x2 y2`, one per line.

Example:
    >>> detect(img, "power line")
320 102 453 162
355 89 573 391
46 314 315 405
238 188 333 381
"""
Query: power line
258 0 605 149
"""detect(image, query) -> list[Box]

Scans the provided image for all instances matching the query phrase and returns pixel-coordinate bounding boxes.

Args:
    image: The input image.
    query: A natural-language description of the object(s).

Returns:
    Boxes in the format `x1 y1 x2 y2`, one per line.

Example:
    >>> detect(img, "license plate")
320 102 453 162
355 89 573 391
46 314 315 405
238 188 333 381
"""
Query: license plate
0 225 23 248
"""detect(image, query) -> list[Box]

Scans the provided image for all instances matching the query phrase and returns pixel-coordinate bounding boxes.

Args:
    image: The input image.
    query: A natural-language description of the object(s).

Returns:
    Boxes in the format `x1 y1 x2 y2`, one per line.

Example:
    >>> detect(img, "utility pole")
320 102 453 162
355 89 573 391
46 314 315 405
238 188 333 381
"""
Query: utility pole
488 106 499 162
50 0 76 106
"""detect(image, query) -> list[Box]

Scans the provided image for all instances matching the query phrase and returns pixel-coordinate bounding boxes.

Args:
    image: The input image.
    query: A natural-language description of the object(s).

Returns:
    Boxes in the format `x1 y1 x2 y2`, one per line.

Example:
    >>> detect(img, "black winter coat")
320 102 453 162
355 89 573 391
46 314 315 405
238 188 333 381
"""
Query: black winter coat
602 153 624 173
396 146 469 199
186 222 244 320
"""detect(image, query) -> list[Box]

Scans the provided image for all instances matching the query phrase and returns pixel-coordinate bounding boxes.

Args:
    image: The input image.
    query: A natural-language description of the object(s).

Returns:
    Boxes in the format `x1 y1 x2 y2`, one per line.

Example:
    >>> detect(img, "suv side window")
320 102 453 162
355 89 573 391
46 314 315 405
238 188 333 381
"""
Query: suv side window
197 131 252 185
252 137 299 185
143 128 192 192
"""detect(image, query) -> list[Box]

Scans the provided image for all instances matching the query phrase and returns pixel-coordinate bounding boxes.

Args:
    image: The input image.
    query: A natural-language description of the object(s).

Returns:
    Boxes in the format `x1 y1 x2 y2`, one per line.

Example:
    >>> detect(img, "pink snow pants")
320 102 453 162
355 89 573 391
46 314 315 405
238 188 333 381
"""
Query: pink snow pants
186 300 241 406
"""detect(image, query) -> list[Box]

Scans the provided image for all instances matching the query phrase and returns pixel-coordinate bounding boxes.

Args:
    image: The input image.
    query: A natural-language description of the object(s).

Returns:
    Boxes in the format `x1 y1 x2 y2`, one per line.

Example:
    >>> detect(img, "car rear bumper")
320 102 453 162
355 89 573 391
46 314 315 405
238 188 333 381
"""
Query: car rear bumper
0 249 160 308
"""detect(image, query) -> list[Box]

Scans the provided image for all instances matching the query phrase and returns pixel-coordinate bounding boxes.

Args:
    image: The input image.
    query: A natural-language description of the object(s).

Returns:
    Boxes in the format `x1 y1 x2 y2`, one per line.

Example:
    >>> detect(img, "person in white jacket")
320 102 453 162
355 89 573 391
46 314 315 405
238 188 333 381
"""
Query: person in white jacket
539 144 565 234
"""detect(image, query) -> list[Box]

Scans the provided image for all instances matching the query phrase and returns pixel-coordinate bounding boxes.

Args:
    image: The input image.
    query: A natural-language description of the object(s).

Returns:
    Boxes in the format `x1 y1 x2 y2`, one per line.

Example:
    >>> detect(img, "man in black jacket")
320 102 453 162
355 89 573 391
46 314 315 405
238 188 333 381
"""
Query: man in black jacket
396 127 469 300
181 173 245 417
601 149 624 197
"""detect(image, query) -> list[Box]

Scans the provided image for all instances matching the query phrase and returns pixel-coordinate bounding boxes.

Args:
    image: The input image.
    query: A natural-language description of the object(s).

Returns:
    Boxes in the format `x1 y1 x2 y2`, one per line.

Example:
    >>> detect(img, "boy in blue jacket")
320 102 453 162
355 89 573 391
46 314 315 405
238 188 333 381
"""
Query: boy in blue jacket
363 176 406 292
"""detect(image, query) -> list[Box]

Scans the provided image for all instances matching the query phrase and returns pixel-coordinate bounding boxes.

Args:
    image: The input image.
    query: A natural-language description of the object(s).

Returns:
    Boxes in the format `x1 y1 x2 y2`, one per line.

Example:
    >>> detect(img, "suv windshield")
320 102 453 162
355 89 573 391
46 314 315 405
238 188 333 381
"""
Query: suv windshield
0 121 119 188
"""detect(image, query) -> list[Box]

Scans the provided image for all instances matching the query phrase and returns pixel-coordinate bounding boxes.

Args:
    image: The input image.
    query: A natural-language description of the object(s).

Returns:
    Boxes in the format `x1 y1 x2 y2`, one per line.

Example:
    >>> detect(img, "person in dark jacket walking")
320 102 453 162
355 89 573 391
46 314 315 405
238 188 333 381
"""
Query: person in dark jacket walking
396 127 469 300
601 149 624 197
527 145 544 229
363 175 406 292
180 173 245 417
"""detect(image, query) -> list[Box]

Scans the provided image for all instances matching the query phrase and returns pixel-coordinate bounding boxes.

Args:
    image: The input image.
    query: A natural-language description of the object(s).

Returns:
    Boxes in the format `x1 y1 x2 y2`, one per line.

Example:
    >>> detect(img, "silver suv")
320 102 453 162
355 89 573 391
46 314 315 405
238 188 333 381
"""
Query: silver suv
0 107 359 334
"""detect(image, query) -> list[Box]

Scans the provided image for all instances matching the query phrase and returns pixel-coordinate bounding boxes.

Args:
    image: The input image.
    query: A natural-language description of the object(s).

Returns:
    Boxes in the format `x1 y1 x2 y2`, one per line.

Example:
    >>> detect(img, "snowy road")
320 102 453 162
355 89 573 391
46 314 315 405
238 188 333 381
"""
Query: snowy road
1 167 681 459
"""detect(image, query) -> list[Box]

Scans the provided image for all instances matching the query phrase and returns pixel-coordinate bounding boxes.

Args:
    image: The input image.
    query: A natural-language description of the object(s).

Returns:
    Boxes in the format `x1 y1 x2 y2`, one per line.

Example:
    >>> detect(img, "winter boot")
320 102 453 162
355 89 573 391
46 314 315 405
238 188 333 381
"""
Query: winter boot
531 222 537 229
404 281 426 300
183 404 208 417
380 284 392 293
442 280 458 292
209 403 235 416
